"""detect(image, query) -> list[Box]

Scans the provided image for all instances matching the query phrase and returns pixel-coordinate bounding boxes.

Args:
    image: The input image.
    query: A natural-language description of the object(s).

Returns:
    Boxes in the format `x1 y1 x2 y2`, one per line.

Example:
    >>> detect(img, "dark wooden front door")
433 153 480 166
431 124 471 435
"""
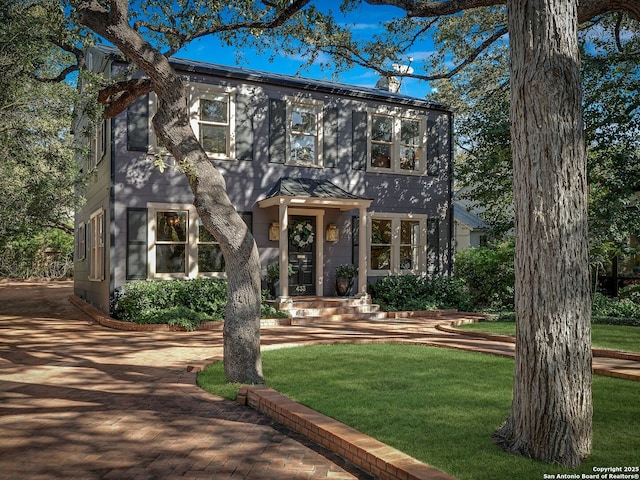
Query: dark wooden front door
288 216 316 296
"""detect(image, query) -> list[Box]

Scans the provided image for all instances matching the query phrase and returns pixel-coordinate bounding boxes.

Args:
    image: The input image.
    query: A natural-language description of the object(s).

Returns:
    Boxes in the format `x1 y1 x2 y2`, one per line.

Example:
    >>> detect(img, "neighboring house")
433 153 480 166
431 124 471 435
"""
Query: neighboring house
453 202 488 253
73 46 454 314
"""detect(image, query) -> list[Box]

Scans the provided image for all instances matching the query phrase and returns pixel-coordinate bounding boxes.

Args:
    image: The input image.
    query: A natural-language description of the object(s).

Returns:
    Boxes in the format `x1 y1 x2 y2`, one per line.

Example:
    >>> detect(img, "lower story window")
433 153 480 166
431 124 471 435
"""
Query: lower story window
89 209 104 281
147 204 251 279
155 211 188 274
370 215 426 274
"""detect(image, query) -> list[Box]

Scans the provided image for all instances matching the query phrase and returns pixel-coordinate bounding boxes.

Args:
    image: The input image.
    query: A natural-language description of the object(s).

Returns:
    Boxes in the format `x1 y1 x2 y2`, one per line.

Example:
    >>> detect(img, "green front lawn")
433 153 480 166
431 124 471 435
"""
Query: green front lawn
198 344 639 480
459 322 640 353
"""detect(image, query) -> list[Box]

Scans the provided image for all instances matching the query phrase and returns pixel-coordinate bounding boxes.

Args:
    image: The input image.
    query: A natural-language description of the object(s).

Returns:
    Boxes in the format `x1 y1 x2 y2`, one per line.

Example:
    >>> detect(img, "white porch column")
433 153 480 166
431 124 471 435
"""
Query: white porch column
357 207 369 298
278 202 289 299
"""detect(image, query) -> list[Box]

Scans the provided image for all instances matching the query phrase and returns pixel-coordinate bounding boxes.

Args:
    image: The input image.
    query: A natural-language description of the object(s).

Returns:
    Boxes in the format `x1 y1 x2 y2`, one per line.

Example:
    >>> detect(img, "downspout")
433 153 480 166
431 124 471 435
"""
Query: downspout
447 110 455 275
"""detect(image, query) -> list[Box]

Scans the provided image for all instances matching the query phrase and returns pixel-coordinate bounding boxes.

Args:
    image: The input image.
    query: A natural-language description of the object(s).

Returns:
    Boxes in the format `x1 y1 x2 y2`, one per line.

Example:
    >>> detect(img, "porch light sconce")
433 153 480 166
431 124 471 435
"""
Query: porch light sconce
269 222 280 241
326 224 339 242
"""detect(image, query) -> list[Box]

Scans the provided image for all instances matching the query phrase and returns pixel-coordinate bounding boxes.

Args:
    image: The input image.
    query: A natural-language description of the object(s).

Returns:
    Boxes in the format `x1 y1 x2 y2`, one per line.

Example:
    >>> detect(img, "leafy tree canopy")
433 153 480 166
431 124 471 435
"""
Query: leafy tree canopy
0 1 84 245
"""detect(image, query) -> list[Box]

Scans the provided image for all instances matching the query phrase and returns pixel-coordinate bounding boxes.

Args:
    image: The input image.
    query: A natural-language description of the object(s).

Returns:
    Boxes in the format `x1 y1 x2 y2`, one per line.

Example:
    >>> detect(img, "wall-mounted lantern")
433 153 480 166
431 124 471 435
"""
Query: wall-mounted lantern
269 222 280 241
325 224 339 242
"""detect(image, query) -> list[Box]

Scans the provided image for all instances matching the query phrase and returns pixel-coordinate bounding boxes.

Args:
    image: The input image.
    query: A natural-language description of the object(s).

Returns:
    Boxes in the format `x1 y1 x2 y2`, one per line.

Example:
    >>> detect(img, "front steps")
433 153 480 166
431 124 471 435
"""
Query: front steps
277 296 387 325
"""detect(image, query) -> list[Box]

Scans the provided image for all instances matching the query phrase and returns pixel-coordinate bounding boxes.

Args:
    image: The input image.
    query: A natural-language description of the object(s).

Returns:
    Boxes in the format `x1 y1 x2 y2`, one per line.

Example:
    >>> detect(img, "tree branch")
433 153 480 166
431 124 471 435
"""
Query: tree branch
97 78 154 118
135 0 312 57
365 0 640 22
364 0 502 17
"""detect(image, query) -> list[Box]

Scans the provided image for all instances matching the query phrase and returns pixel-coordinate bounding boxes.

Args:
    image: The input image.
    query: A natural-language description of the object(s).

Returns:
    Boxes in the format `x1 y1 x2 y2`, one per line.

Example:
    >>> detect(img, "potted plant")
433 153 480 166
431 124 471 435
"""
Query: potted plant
266 262 293 298
335 264 358 296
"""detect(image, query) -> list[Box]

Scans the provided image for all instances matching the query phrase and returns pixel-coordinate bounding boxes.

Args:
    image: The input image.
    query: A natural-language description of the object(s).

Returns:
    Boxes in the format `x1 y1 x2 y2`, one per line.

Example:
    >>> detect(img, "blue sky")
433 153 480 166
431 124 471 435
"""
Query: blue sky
176 1 436 99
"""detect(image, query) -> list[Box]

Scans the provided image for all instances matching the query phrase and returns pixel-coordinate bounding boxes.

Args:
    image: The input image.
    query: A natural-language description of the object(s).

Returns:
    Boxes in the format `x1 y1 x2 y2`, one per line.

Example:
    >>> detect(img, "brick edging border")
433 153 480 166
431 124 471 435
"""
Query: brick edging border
237 385 456 480
436 324 640 362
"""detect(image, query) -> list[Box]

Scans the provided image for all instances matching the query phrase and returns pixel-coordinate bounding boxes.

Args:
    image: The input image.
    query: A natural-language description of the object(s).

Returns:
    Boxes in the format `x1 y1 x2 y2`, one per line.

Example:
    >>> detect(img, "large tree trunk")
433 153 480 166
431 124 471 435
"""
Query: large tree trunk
74 1 263 384
494 0 592 467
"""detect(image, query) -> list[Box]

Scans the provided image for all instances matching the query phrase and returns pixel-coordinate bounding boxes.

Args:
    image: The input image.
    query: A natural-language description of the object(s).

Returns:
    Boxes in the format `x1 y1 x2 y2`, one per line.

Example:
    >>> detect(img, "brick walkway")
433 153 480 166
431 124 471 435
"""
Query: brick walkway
1 281 639 479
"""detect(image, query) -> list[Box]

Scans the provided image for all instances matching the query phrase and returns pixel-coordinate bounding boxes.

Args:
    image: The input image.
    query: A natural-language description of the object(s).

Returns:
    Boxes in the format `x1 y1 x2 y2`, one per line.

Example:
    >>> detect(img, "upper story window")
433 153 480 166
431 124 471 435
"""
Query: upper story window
369 109 426 174
89 120 107 169
287 98 323 166
189 85 236 159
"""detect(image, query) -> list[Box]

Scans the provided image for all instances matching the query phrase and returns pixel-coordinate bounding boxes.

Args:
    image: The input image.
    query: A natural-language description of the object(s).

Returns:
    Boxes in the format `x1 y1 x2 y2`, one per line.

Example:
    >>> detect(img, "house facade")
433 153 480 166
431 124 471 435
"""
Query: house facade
74 46 454 314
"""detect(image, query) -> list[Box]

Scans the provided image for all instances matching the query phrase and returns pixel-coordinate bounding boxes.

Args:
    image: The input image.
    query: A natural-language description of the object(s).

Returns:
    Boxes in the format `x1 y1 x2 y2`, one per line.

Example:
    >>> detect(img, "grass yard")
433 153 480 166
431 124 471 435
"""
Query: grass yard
459 322 640 354
198 344 640 480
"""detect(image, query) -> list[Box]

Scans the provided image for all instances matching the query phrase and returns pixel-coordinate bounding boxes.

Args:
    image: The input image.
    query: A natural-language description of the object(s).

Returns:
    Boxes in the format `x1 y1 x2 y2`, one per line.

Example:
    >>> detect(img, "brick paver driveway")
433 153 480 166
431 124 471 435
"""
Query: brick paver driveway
0 281 369 479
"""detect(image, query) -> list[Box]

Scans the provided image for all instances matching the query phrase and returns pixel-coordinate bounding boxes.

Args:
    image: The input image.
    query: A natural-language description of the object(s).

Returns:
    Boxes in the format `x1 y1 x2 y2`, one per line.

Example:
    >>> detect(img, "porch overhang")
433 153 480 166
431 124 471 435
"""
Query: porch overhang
258 177 372 300
257 177 372 211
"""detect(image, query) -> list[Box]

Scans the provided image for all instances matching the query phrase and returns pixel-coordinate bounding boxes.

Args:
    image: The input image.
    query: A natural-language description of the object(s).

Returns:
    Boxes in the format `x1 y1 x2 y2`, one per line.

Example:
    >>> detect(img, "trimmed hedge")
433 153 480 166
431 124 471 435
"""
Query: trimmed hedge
111 278 288 331
368 274 473 312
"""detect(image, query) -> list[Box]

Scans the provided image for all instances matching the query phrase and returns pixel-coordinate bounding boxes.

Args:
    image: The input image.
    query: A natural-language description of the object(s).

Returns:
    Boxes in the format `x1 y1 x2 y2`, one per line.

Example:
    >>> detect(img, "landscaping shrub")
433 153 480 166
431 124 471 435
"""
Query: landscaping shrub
111 278 289 330
592 291 640 326
454 240 515 310
618 284 640 304
368 274 473 312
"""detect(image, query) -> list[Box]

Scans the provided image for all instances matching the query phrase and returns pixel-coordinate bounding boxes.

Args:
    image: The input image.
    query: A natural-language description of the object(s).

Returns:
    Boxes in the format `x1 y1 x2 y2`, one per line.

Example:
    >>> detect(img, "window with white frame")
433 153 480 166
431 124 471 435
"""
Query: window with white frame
148 203 251 279
90 120 107 169
76 223 86 261
288 98 323 166
370 214 426 274
369 110 425 174
189 85 236 159
155 210 189 275
89 209 104 281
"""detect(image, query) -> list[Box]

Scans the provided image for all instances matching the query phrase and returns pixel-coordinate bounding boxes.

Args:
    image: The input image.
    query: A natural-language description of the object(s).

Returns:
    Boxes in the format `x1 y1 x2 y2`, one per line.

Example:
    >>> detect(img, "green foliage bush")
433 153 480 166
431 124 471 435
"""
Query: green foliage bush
592 292 640 326
454 241 515 310
111 278 288 330
618 284 640 305
0 229 74 278
368 274 473 312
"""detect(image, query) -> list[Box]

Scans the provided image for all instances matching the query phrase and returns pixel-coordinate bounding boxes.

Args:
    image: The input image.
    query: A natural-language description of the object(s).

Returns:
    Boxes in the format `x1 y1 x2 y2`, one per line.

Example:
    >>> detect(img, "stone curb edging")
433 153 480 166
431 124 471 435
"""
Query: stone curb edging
68 295 291 331
237 385 456 480
436 323 640 362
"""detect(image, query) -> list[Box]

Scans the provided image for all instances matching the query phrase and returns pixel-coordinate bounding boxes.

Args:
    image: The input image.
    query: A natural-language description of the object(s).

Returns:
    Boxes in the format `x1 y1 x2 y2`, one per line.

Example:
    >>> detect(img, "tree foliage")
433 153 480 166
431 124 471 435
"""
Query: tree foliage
0 1 82 246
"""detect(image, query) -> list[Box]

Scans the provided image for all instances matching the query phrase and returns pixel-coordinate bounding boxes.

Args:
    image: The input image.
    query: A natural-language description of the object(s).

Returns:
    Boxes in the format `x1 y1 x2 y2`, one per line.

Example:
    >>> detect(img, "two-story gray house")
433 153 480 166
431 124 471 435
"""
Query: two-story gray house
74 46 453 314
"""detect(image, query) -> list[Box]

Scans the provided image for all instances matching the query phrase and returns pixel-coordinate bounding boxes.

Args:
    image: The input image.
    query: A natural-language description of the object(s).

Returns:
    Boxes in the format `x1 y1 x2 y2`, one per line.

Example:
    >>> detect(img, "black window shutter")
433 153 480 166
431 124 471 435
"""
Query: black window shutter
427 218 440 276
127 94 149 152
323 107 339 168
126 209 147 280
269 98 286 164
235 93 254 161
427 111 450 177
352 110 367 170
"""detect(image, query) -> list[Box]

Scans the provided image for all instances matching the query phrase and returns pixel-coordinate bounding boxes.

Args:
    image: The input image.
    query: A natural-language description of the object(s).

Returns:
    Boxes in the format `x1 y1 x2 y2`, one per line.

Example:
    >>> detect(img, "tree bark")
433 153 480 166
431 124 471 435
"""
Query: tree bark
73 0 263 384
493 0 592 467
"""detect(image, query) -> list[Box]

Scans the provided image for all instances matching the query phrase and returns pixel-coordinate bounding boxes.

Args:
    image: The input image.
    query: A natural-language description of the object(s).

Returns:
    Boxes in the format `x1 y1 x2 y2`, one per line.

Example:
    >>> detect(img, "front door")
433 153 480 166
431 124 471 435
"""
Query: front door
288 216 316 296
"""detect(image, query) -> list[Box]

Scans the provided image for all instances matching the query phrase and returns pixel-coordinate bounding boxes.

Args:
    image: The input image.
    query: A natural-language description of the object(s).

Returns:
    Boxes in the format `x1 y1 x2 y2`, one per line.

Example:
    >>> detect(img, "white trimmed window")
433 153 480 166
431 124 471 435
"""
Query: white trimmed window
368 109 426 174
148 204 251 279
189 85 236 159
287 97 323 166
89 209 104 281
370 214 427 275
76 223 86 261
90 120 107 169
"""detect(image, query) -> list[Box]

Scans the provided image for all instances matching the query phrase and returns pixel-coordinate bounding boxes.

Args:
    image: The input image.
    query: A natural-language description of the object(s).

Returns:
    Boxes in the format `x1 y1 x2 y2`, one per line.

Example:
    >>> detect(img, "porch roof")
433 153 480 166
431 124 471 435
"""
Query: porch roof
258 177 372 211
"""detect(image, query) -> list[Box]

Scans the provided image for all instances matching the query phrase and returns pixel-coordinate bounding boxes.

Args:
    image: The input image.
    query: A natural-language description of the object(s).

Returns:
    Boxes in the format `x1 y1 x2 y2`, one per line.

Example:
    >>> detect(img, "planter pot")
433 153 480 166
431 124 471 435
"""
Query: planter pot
335 277 353 296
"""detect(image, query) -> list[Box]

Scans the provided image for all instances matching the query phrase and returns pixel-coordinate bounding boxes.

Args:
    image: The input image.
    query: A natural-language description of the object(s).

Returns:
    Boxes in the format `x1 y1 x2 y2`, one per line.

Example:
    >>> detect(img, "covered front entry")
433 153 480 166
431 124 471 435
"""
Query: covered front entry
258 177 372 300
288 215 316 296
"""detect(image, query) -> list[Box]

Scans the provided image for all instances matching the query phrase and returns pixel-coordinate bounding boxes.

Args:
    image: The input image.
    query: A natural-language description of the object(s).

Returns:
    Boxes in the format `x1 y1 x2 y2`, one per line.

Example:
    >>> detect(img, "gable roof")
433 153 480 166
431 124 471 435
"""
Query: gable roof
89 45 450 112
454 202 489 230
